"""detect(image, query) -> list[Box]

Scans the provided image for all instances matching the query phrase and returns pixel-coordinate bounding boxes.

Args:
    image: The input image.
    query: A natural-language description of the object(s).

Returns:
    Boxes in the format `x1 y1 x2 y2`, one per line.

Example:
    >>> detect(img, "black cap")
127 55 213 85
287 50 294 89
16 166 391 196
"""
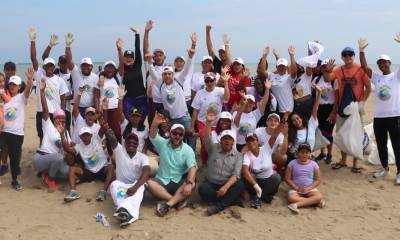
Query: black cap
158 109 171 120
58 55 67 64
124 50 135 58
297 143 312 152
4 61 16 70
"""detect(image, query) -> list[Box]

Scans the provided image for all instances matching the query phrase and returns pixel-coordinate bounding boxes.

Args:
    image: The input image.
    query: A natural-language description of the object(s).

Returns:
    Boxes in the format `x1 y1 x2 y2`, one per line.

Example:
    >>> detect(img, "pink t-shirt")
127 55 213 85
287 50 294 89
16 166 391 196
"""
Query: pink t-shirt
288 160 319 187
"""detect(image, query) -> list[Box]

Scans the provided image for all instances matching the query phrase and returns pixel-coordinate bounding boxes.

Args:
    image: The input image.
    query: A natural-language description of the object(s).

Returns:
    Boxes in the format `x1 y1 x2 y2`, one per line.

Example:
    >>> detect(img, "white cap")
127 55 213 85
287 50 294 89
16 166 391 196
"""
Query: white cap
377 54 391 62
218 45 226 52
202 55 213 62
43 57 56 66
267 113 280 122
245 94 255 102
321 59 330 66
103 60 117 69
153 48 166 55
171 123 185 131
218 130 236 141
79 126 92 136
276 58 288 67
162 66 174 73
81 57 93 65
233 57 244 65
85 107 96 115
8 76 22 85
175 56 185 62
219 111 233 121
204 72 216 80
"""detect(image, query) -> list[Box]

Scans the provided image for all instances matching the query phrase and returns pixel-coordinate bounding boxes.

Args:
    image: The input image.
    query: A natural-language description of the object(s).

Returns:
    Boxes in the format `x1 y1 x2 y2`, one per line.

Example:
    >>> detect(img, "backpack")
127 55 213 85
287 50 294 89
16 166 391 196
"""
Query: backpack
338 67 360 118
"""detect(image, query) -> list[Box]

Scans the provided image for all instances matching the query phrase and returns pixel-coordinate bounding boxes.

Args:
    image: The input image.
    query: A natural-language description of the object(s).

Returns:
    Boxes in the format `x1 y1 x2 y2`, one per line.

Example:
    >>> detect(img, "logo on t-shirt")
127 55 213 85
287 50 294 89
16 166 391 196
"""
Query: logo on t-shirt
166 92 176 103
4 107 17 122
55 139 62 148
45 88 55 100
104 87 114 97
378 85 391 101
79 84 90 93
321 88 329 100
239 123 250 136
116 187 128 199
208 103 220 113
88 152 99 166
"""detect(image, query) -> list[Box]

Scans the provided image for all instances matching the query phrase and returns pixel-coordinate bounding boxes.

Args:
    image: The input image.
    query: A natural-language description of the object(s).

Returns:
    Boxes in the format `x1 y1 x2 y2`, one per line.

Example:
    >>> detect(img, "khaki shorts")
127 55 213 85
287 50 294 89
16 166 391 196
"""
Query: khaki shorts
147 151 159 177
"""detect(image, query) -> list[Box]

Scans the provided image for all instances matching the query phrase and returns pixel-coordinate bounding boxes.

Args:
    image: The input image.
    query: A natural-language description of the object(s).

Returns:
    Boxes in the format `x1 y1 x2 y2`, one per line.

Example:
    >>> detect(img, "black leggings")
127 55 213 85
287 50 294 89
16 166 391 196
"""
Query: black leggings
373 117 400 172
244 174 281 203
0 132 24 181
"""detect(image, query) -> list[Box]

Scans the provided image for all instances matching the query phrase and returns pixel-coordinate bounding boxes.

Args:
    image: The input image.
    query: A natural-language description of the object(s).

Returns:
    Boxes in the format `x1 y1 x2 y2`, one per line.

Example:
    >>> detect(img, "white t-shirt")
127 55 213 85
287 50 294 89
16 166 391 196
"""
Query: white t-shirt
372 69 400 118
243 144 274 179
2 93 28 136
58 72 73 111
114 144 150 184
74 140 108 173
121 119 149 153
289 116 318 153
175 65 194 99
233 109 263 145
39 118 71 154
71 65 99 107
246 87 278 112
254 127 284 153
72 114 101 144
191 87 224 124
34 68 69 113
293 73 312 100
211 127 237 145
312 75 335 105
191 72 221 93
99 76 120 109
269 72 294 112
146 63 164 103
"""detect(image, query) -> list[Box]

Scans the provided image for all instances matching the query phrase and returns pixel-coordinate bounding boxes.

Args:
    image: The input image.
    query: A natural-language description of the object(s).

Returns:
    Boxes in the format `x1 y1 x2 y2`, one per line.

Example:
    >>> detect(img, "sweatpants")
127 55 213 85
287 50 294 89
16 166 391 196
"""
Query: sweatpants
0 132 24 181
198 179 244 211
244 173 281 203
32 152 69 179
110 180 145 220
373 116 400 172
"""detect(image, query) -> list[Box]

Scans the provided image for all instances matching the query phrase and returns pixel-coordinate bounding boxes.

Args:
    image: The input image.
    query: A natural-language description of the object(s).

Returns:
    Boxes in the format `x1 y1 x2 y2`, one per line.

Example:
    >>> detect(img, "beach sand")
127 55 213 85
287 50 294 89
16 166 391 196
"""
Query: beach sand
1 94 400 240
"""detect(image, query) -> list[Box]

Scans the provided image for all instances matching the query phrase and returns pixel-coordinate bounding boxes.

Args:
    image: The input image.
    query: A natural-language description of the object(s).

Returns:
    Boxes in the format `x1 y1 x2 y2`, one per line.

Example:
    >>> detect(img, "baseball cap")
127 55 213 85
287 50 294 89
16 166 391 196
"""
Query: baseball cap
219 111 233 121
79 126 92 136
85 107 96 115
103 60 117 69
124 50 134 57
377 54 391 63
8 76 22 85
245 94 255 102
218 45 226 52
4 61 16 70
321 59 330 66
245 133 258 142
162 66 174 73
153 48 166 55
58 55 67 64
125 132 139 142
81 57 93 65
129 107 142 116
202 56 213 62
43 57 56 66
276 58 289 67
171 123 185 132
297 143 312 152
204 72 216 81
218 130 236 141
54 109 66 118
233 57 244 65
341 47 355 56
174 56 185 62
267 113 280 122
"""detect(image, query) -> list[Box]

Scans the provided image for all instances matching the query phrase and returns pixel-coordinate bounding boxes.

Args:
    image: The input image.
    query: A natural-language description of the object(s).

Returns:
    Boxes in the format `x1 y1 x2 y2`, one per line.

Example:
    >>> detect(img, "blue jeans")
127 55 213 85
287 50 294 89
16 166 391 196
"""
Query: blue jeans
171 113 196 151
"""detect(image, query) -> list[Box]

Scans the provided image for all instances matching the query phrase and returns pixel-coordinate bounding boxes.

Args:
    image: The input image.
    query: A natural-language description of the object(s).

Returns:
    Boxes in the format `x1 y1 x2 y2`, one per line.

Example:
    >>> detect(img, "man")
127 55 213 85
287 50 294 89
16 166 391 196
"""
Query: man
206 25 232 74
324 47 372 173
146 113 197 217
198 112 244 216
29 28 68 143
64 32 100 116
104 125 150 227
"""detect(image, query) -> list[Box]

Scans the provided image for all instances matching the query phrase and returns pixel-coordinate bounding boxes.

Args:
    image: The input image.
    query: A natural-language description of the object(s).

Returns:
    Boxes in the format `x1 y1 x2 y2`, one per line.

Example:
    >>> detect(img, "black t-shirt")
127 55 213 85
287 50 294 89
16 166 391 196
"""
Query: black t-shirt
213 56 222 74
123 34 146 98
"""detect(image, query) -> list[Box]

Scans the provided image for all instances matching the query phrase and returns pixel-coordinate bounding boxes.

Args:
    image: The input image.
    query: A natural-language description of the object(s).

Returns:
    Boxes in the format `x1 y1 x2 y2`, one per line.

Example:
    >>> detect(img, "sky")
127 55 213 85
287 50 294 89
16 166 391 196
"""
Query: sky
1 0 399 64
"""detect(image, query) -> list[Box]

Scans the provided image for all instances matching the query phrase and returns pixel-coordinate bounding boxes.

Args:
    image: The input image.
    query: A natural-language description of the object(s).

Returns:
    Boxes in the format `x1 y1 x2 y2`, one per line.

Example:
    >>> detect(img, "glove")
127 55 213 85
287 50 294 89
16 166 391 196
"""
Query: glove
358 101 365 115
49 34 59 47
253 184 262 198
358 37 368 52
28 28 36 41
65 33 74 47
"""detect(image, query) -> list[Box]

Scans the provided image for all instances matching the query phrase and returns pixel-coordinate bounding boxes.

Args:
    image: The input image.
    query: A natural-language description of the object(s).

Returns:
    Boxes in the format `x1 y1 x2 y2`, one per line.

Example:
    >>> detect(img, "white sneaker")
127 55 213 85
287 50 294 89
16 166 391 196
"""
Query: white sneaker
395 174 400 185
287 203 300 214
373 168 389 179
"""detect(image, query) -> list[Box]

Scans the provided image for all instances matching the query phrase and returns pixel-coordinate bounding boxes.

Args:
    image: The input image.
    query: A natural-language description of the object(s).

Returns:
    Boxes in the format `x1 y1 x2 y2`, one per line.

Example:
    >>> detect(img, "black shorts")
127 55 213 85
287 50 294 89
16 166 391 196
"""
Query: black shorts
80 165 107 182
154 176 186 195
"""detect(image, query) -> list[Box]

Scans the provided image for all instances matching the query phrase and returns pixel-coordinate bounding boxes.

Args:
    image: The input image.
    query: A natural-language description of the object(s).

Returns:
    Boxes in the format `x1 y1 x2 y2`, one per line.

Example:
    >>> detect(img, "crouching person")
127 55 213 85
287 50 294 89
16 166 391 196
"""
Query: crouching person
146 112 197 217
198 112 244 216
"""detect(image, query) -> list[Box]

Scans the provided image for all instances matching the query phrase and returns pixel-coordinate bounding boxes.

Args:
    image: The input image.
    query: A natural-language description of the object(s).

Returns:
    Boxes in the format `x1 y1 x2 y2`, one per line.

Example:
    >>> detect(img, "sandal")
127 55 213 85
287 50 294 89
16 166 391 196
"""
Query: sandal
351 167 363 173
331 162 347 170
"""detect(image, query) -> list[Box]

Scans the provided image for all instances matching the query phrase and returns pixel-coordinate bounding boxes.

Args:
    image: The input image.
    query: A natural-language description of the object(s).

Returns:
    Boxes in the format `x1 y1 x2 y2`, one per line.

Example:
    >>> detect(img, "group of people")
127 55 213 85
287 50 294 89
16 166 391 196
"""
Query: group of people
1 21 400 227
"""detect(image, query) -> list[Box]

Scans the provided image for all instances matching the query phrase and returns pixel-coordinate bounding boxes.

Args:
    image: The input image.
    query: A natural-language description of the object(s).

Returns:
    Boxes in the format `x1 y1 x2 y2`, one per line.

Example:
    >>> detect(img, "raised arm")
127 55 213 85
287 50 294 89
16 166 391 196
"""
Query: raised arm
222 33 232 66
233 93 246 127
143 20 153 57
272 48 281 61
23 68 35 98
358 37 372 78
221 70 230 102
288 45 297 79
259 47 269 79
176 33 197 84
322 59 335 82
116 38 125 76
64 33 75 71
28 28 39 71
72 92 82 119
149 112 165 138
258 80 271 114
42 34 59 61
311 85 321 120
39 78 49 120
206 25 216 58
102 120 118 150
56 123 76 155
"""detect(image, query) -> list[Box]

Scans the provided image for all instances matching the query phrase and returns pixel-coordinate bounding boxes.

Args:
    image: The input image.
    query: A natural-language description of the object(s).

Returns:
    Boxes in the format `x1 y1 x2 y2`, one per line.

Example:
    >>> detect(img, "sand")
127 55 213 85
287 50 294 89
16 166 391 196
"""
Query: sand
1 94 400 240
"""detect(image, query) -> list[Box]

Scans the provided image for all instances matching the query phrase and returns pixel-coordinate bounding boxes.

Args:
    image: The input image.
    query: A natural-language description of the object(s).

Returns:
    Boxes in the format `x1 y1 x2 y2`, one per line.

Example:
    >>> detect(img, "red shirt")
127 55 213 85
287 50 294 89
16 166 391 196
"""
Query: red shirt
227 69 250 107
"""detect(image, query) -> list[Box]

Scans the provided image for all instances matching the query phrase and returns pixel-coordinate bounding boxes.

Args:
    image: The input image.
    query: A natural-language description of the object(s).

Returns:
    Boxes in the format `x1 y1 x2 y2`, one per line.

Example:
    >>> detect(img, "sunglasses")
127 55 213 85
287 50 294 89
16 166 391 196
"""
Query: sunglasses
342 52 354 57
246 137 257 143
205 79 215 83
171 131 184 137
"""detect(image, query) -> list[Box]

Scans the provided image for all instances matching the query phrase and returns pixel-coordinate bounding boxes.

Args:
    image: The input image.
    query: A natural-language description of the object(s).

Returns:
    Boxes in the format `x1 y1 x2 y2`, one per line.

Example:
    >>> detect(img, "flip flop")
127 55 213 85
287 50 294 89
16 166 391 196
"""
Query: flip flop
351 167 364 173
331 162 347 170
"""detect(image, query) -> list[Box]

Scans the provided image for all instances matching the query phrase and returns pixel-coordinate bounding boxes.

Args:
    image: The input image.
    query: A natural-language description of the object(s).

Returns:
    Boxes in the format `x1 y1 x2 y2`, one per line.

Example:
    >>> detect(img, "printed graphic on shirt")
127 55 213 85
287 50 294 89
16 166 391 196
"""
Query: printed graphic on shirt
116 187 128 199
45 88 55 100
321 88 329 100
239 123 250 136
5 107 17 121
377 85 391 101
104 87 114 97
166 91 176 103
55 139 62 148
207 102 220 113
87 151 100 167
79 84 90 93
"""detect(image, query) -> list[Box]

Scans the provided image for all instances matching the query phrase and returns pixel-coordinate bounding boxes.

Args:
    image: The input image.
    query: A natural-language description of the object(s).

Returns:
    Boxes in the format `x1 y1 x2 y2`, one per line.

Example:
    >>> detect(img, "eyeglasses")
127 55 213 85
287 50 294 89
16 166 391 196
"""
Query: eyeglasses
171 131 184 137
246 137 257 143
342 52 354 57
205 79 215 83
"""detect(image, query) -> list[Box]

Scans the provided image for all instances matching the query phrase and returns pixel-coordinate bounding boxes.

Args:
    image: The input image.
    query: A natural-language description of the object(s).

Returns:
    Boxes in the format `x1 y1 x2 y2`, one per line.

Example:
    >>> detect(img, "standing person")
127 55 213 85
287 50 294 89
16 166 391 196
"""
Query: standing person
292 63 314 119
0 70 12 176
358 35 400 183
324 46 372 173
0 70 34 190
116 27 148 122
64 33 100 116
199 112 244 216
205 25 232 74
224 57 251 111
146 113 197 217
191 56 220 97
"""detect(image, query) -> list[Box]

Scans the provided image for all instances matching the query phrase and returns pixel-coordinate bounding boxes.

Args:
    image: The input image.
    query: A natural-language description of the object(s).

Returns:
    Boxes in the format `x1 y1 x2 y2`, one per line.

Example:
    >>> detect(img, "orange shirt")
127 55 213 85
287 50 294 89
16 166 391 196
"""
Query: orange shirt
332 64 369 102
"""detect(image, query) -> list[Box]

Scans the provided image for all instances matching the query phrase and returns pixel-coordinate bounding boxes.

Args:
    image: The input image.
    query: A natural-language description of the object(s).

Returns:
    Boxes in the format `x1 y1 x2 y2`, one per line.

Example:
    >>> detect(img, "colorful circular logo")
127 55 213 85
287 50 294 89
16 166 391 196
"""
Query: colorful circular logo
208 103 220 113
45 88 55 100
321 88 328 100
104 87 114 97
55 139 62 148
166 92 175 103
239 123 250 136
378 85 391 101
5 108 17 122
87 152 99 166
116 187 128 199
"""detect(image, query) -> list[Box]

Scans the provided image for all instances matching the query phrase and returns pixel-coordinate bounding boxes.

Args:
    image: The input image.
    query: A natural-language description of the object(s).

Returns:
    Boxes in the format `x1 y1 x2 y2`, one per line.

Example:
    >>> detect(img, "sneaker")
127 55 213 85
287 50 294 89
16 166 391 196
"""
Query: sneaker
175 199 188 211
96 190 107 201
315 153 326 161
0 164 9 176
206 205 220 216
42 173 59 190
287 203 300 214
156 202 170 217
396 174 400 185
114 207 130 221
11 181 23 191
324 154 332 164
250 197 262 209
64 190 81 202
373 168 389 179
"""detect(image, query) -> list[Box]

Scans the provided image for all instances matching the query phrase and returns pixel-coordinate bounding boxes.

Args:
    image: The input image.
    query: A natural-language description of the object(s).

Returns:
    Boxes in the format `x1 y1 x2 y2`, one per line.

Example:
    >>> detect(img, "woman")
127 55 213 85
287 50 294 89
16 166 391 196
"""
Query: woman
287 85 321 162
192 71 229 164
292 64 314 119
224 57 251 111
191 56 220 97
32 78 72 190
210 111 236 144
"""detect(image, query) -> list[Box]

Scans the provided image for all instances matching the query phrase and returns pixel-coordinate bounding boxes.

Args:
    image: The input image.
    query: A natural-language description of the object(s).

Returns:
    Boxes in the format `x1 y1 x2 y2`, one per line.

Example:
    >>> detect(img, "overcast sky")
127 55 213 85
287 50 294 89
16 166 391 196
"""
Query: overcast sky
1 0 399 64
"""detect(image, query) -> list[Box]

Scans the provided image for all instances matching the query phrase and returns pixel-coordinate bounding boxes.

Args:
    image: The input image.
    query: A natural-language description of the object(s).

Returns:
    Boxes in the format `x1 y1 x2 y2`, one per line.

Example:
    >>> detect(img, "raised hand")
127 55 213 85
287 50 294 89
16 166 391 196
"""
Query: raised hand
190 32 198 44
394 32 400 43
55 120 65 134
39 77 46 91
153 112 166 125
144 52 153 63
49 34 59 47
129 27 139 34
206 24 212 33
326 59 335 72
288 45 296 56
221 65 230 76
145 20 154 32
223 33 230 45
272 48 280 58
116 38 124 50
25 68 35 81
65 33 74 47
28 28 36 41
263 47 270 57
358 37 368 52
187 48 196 59
265 79 272 90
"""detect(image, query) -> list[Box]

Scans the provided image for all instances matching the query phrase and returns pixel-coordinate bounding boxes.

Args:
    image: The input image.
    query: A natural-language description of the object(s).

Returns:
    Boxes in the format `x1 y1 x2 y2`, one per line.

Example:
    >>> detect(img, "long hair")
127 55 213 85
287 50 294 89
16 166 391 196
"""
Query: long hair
215 118 232 135
288 112 309 146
